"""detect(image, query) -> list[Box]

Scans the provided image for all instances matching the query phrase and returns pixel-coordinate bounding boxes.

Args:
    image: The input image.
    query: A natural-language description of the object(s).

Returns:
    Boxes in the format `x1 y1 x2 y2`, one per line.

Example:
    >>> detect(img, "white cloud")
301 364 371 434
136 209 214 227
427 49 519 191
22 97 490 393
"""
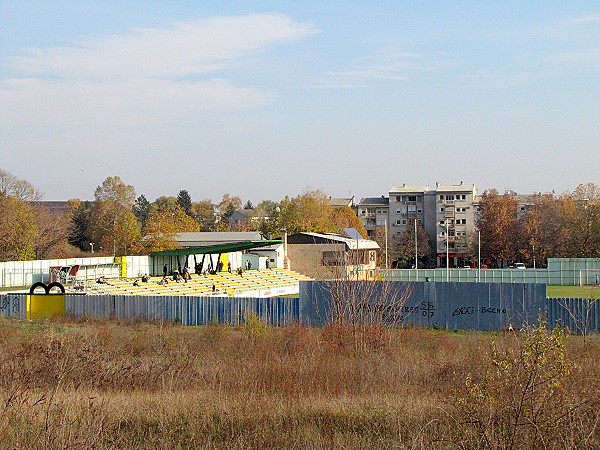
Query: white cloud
569 14 600 24
9 14 317 79
0 13 316 132
313 50 461 88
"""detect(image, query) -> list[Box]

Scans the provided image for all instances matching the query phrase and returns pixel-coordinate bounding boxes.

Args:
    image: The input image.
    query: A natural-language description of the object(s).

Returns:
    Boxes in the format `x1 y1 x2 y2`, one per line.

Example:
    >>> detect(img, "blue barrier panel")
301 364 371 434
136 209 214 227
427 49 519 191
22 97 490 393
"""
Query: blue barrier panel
299 281 546 330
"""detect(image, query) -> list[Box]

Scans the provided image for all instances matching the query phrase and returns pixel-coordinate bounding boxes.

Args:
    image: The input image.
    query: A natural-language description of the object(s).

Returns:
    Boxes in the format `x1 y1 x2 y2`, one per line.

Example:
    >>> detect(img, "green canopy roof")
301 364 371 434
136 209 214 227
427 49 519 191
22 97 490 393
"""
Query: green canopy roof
150 240 282 257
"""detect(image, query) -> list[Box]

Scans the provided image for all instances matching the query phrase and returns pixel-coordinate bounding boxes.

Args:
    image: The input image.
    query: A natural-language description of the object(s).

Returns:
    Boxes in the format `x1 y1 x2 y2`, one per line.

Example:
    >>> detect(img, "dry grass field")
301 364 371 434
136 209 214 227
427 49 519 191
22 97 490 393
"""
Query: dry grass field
0 317 598 449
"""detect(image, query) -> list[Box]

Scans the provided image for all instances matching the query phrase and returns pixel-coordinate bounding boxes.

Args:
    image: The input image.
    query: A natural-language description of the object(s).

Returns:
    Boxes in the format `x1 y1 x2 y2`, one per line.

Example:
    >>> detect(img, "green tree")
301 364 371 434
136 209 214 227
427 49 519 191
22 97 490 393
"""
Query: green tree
133 195 151 230
176 190 193 216
68 199 93 251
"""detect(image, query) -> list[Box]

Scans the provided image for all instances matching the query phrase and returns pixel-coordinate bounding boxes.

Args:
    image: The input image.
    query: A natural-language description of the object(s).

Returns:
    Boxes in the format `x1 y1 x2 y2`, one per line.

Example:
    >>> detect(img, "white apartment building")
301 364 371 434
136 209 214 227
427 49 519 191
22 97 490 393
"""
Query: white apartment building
358 182 479 267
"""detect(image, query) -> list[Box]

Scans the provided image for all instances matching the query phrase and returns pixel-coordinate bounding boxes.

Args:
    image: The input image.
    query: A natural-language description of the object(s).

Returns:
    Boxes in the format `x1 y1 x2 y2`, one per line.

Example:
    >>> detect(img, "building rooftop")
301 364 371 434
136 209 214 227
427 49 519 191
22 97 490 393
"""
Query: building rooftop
358 196 389 206
329 197 355 208
389 184 430 193
175 232 267 247
288 232 380 250
435 182 476 192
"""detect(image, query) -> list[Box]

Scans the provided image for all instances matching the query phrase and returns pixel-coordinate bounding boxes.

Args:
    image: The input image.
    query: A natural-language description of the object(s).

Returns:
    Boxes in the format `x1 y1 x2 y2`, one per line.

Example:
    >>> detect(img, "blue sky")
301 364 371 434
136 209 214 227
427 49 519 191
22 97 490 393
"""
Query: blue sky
1 1 598 202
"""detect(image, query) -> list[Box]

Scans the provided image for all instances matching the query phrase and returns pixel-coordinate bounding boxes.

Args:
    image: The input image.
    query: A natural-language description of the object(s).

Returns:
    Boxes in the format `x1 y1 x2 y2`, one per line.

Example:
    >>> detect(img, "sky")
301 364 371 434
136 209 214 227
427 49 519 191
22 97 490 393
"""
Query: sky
1 1 599 203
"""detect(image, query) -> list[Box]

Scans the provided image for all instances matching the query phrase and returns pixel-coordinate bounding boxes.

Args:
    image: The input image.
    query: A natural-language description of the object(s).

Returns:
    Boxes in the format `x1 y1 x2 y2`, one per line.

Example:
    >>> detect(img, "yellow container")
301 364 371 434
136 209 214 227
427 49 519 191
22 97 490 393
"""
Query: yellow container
26 294 65 320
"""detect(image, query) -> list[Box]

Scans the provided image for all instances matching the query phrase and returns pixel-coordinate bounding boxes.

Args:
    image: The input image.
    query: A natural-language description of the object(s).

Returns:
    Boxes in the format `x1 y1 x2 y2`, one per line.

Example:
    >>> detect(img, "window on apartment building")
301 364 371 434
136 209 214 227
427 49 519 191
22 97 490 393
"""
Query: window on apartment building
395 196 402 202
439 195 444 201
440 207 444 212
396 209 402 214
417 209 422 213
408 195 417 202
440 231 445 237
407 205 417 213
402 219 407 224
367 208 375 213
396 219 402 225
439 220 445 225
447 195 455 201
417 219 422 224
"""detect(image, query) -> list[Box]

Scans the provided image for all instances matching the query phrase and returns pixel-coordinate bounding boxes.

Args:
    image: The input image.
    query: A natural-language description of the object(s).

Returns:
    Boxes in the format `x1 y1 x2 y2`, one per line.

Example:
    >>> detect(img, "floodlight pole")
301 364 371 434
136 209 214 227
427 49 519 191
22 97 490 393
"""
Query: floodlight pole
414 218 418 273
384 218 388 271
446 220 449 282
477 230 481 282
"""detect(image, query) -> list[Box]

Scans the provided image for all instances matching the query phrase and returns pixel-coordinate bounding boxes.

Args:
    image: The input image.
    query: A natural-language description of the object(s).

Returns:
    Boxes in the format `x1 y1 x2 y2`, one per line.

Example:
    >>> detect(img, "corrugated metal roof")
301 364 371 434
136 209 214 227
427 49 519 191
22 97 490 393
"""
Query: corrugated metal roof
175 232 266 246
289 232 380 250
151 240 282 257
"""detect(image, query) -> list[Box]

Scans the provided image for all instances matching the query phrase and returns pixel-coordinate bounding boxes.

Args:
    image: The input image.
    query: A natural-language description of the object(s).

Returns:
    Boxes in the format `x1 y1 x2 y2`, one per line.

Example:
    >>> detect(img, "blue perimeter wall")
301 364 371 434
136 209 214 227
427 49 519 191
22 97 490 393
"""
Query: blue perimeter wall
299 281 546 331
4 282 599 333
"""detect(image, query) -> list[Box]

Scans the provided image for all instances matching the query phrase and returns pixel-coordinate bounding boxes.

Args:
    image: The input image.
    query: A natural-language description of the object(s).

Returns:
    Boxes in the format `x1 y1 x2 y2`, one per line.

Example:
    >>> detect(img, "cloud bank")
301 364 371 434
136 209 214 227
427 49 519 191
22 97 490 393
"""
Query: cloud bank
1 14 317 127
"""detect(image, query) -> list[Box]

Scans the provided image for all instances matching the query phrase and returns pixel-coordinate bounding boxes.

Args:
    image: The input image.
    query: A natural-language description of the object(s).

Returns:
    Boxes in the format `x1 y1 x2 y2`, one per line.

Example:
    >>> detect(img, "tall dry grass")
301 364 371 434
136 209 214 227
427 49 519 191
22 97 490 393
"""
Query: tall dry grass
0 318 598 449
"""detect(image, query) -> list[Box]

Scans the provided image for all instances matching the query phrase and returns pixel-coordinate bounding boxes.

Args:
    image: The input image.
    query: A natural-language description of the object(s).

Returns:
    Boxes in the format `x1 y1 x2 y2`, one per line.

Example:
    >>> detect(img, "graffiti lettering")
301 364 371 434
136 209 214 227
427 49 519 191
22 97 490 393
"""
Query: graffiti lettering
452 306 475 317
452 306 508 317
480 307 507 314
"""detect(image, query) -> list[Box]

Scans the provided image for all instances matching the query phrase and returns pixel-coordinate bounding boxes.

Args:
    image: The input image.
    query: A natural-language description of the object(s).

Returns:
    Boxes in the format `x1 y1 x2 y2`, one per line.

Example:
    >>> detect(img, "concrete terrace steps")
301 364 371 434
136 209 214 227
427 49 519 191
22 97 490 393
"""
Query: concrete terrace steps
89 269 313 297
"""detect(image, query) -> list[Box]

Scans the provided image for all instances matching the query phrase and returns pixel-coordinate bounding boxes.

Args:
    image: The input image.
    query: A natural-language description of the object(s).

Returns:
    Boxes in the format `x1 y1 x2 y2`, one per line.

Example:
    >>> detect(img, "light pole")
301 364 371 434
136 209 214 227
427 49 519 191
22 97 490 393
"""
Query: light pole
384 219 388 271
90 242 95 254
414 218 418 271
477 230 481 282
446 220 449 281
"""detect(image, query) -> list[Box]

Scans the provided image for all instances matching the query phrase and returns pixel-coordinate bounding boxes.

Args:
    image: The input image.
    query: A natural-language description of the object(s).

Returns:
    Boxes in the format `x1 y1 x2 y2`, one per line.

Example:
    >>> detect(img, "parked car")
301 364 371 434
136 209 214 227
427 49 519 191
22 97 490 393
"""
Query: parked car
514 263 526 270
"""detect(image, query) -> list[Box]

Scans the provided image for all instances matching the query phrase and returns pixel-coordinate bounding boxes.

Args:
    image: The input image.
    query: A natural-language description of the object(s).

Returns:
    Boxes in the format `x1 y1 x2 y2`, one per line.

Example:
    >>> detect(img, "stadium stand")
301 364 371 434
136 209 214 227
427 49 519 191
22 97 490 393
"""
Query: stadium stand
88 269 313 297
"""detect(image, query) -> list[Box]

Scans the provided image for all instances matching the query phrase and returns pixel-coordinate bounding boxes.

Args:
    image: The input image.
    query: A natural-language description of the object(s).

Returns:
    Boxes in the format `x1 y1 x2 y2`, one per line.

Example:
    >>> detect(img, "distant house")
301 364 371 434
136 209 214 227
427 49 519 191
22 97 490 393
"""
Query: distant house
329 196 355 208
287 231 379 280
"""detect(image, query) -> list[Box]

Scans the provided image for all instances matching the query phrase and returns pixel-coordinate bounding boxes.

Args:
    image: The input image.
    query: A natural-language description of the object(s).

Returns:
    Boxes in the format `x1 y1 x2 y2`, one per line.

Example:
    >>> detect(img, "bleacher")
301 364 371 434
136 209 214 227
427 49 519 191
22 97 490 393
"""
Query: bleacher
87 269 313 297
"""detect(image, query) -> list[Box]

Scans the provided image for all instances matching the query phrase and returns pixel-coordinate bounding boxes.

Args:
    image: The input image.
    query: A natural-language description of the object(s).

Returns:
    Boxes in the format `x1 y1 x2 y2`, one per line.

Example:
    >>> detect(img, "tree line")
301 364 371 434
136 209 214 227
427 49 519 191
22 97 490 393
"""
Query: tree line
1 169 598 265
0 171 366 260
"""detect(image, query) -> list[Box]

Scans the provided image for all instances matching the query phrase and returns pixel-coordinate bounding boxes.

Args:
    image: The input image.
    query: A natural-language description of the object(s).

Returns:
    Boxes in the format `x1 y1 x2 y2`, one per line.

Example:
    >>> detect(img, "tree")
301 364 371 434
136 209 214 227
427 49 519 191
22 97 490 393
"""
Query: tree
519 193 564 265
137 205 200 253
393 220 431 268
176 190 193 216
89 176 140 256
559 183 600 257
216 194 242 230
330 206 369 238
0 196 37 260
191 199 217 231
152 196 179 213
265 189 337 236
0 168 41 201
133 195 151 230
31 204 70 259
68 199 94 251
477 190 520 266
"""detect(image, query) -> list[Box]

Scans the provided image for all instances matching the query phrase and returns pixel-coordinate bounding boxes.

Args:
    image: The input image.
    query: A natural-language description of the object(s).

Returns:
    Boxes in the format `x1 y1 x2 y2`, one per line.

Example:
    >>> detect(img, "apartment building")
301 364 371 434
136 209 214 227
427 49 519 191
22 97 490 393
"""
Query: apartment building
358 182 478 267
